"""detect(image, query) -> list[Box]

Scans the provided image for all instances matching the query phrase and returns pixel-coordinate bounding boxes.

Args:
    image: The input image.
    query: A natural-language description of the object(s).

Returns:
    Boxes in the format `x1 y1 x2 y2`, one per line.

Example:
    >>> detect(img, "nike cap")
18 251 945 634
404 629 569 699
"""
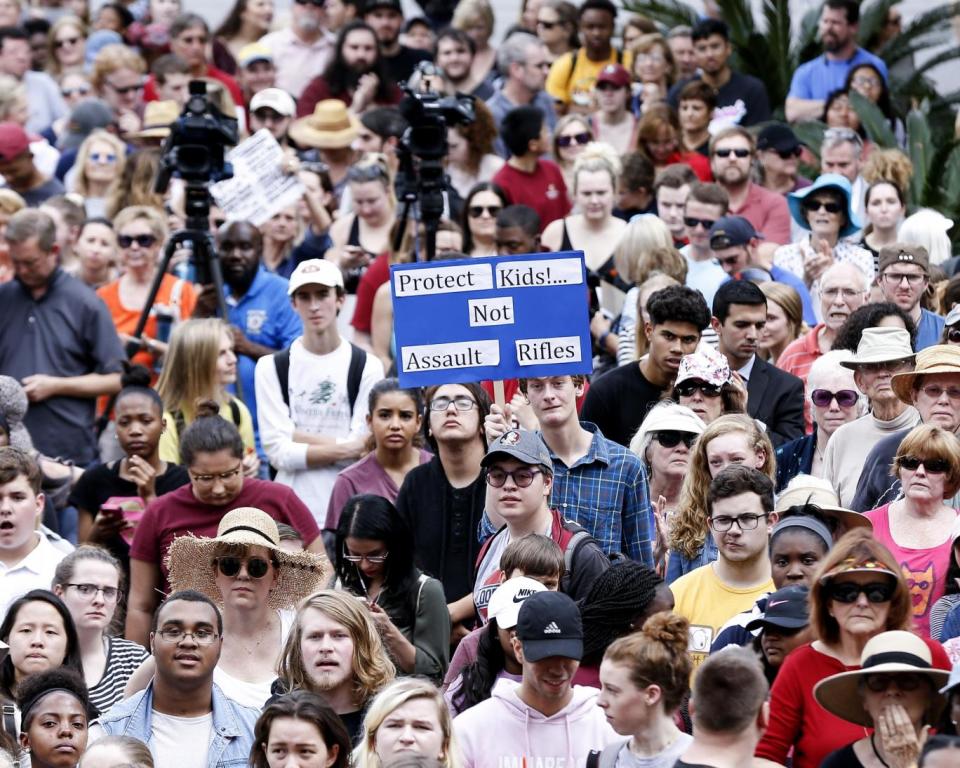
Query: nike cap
488 576 547 630
745 584 810 632
516 591 583 662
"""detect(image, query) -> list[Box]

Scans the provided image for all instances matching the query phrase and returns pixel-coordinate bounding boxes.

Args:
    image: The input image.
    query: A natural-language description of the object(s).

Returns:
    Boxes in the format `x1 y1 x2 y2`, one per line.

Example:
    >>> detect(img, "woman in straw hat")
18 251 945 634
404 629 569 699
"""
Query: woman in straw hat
158 506 330 708
815 630 950 768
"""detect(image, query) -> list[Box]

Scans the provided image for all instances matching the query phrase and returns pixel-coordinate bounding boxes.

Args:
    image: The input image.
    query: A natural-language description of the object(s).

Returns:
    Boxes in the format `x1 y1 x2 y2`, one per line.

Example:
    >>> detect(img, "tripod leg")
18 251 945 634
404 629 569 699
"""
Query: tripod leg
125 238 182 358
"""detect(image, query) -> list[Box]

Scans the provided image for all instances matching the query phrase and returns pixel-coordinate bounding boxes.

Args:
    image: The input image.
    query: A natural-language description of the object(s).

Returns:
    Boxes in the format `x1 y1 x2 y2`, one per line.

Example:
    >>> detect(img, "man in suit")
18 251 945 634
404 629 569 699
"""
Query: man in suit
712 280 804 446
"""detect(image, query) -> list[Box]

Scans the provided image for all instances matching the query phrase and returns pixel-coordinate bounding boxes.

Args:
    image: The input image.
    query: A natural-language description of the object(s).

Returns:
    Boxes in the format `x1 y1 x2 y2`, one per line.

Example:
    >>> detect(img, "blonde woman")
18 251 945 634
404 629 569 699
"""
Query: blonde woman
759 282 806 365
551 114 594 194
451 0 496 90
155 318 258 471
353 678 460 768
70 130 126 217
105 148 164 219
47 16 87 77
0 188 24 283
665 414 775 583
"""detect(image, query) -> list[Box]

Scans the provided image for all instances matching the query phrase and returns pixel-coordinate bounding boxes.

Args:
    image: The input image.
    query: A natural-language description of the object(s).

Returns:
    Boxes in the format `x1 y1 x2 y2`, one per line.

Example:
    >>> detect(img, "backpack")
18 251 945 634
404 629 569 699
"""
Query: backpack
272 343 367 416
564 47 625 92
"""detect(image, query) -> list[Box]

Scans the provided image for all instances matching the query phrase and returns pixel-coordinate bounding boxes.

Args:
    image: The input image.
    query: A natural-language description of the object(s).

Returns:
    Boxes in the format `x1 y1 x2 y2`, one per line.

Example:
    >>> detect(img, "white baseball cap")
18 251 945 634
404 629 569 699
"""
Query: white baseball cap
487 576 547 629
287 259 344 295
250 88 296 118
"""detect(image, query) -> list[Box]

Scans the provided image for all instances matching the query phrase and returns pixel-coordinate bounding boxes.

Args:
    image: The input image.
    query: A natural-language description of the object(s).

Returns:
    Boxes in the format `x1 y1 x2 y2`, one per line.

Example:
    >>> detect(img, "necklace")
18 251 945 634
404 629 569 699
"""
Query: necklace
871 734 890 768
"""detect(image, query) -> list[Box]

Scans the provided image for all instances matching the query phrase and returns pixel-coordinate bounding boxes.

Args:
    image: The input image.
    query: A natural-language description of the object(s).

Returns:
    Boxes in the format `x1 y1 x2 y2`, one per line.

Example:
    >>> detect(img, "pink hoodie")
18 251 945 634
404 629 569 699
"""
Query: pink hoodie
453 679 616 768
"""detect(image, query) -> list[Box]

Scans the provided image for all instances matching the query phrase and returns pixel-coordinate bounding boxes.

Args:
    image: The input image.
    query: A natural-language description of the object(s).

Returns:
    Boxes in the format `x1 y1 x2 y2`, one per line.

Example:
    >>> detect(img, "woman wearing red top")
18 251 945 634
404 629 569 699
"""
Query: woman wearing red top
755 529 951 768
635 103 712 182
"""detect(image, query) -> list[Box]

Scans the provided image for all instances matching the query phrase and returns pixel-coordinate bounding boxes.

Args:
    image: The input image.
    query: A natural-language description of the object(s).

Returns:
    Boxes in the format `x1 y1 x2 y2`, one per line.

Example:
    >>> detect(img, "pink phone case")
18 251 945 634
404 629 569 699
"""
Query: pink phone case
102 496 145 545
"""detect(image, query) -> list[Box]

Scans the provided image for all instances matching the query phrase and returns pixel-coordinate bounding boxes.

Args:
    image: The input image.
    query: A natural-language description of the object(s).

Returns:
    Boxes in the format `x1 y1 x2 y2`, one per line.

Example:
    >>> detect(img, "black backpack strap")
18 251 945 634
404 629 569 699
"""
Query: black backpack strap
586 750 600 768
346 343 367 417
272 347 291 409
228 398 241 426
564 48 579 91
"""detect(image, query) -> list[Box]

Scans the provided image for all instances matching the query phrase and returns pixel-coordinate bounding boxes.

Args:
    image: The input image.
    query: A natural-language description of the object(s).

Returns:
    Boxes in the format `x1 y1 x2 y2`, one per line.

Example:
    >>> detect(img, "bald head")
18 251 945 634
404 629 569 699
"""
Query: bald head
821 261 868 334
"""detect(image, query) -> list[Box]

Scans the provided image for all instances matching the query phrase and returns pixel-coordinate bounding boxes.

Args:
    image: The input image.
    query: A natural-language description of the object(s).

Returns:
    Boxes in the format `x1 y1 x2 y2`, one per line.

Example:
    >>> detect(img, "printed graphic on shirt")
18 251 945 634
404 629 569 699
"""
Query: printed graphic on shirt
245 309 267 334
709 99 748 132
687 624 714 668
903 560 936 617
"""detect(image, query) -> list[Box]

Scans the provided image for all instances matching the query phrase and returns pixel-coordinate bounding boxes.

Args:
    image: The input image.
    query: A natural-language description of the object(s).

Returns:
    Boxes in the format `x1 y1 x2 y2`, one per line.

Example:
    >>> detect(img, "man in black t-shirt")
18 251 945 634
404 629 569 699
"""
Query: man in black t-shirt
363 0 430 85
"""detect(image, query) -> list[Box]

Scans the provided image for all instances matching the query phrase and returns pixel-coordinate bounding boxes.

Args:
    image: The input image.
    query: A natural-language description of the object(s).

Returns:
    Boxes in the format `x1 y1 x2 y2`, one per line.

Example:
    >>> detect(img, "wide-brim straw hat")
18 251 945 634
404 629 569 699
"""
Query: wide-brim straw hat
129 100 180 140
165 507 330 610
775 482 872 532
839 327 915 370
891 344 960 404
814 630 949 727
289 100 361 149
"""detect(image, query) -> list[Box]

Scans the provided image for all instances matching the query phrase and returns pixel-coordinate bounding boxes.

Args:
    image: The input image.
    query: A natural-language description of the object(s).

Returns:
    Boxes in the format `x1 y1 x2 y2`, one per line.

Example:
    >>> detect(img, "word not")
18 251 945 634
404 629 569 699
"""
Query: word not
516 337 581 365
496 258 584 289
468 297 515 327
394 264 493 297
401 340 500 372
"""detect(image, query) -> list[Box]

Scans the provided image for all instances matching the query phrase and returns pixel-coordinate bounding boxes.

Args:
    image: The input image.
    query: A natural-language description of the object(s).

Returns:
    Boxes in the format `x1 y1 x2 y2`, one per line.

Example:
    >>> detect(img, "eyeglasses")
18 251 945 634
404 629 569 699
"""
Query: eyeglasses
852 76 881 89
713 147 751 159
536 19 558 29
708 513 768 532
189 462 243 485
342 549 389 564
105 80 143 95
881 271 926 286
653 430 696 449
897 456 951 474
949 328 960 343
90 152 117 164
918 384 960 402
827 580 895 604
55 36 81 48
557 131 591 148
636 53 666 64
486 467 542 488
802 198 843 214
684 216 716 230
214 556 272 579
66 583 119 602
156 627 219 644
821 286 863 300
294 0 326 6
61 86 91 98
118 233 157 248
864 673 925 693
468 205 501 218
773 147 802 160
811 389 859 408
429 395 476 411
675 380 722 398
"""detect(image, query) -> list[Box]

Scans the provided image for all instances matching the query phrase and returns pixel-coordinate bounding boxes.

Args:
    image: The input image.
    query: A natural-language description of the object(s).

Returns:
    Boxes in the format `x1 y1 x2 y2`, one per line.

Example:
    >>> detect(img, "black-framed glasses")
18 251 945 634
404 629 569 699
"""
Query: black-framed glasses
881 271 926 286
713 147 751 158
897 456 950 474
66 583 119 602
802 198 843 214
156 627 219 644
708 513 768 532
343 549 389 564
827 580 895 604
811 389 858 408
774 146 802 160
486 467 542 488
675 380 722 399
105 80 143 95
557 131 591 148
683 216 716 230
468 205 501 218
864 673 925 693
118 233 157 248
294 0 326 6
429 395 476 412
653 430 696 449
214 556 273 579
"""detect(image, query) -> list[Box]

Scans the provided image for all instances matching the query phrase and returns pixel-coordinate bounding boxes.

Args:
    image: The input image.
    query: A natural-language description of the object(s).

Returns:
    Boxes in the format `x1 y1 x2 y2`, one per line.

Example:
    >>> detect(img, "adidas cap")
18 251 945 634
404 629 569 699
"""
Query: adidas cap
515 591 583 662
488 577 547 630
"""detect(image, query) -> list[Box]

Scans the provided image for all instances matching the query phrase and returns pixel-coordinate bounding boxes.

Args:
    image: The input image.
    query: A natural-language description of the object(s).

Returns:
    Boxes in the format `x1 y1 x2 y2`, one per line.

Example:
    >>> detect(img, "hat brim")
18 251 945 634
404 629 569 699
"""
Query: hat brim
839 353 915 370
289 112 361 149
817 505 873 532
814 665 949 727
129 127 171 139
165 533 331 610
744 615 809 633
788 182 861 238
481 447 549 468
891 363 960 404
522 637 583 663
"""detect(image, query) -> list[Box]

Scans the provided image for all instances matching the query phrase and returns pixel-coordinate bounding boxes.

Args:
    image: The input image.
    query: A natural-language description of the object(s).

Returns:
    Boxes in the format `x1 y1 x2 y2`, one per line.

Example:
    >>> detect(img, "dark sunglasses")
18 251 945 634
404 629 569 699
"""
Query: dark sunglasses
118 233 157 248
949 328 960 343
713 147 751 158
897 456 950 474
717 254 742 267
802 198 843 214
828 580 895 604
810 389 858 408
55 36 81 48
215 556 272 579
653 430 696 449
61 86 91 98
294 0 326 6
684 216 716 230
596 82 625 91
557 131 591 148
537 19 559 29
864 673 925 693
468 205 501 218
774 146 802 160
106 81 143 95
675 380 722 398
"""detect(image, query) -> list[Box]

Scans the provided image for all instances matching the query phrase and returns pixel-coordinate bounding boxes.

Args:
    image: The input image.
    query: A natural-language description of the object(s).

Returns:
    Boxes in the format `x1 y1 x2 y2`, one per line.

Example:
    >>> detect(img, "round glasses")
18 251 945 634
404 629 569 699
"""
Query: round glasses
810 389 858 408
66 583 119 602
486 467 542 488
707 513 767 532
214 556 273 579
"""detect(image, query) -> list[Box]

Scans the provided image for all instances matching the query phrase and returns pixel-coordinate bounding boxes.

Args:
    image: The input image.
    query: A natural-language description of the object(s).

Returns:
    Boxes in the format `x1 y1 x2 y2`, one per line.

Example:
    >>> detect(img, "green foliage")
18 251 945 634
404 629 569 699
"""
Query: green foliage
848 90 897 148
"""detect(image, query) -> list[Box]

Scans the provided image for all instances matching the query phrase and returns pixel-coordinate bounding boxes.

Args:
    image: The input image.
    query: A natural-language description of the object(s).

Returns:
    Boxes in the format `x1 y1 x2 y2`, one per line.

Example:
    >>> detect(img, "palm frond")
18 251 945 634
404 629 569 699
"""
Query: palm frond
857 0 899 48
878 2 960 67
795 5 823 65
897 48 960 98
849 90 897 148
793 120 828 161
905 109 932 206
621 0 698 28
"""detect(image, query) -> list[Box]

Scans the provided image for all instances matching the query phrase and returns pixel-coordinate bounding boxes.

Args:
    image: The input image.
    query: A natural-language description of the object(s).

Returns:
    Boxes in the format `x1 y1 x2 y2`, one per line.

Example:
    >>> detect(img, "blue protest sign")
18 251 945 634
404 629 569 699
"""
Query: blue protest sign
390 251 593 388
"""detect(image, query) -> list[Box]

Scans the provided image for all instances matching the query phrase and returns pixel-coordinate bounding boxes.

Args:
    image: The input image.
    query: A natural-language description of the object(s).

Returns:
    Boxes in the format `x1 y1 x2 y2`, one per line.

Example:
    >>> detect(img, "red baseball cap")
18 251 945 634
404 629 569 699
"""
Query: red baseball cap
596 63 631 89
0 123 30 161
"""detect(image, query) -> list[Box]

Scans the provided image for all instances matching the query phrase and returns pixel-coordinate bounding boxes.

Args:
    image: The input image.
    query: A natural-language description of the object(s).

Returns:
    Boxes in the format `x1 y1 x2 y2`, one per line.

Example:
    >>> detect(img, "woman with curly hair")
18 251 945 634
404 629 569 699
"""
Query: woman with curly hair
665 414 775 583
445 101 503 200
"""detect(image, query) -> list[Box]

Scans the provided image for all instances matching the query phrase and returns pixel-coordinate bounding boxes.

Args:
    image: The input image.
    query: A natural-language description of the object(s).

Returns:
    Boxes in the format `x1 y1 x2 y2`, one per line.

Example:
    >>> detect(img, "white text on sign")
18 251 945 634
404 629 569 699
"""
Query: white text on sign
468 297 515 327
515 336 582 365
401 340 500 372
495 258 584 289
393 264 493 297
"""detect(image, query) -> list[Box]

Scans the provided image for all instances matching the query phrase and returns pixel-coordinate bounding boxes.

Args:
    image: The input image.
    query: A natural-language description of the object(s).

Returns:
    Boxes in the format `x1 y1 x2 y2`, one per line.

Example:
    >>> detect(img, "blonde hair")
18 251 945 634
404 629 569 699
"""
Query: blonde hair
155 318 231 419
451 0 494 38
758 282 805 358
0 188 25 215
630 32 676 86
105 149 164 219
571 141 621 194
91 44 146 92
551 113 593 168
862 147 914 195
112 204 168 242
0 74 24 122
277 591 396 706
613 215 677 285
71 130 127 199
353 678 459 768
669 415 775 559
47 16 87 77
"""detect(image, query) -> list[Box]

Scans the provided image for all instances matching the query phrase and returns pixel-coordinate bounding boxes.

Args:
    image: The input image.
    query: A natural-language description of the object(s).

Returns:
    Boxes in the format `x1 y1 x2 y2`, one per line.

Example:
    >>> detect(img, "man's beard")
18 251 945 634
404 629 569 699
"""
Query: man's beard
345 63 374 88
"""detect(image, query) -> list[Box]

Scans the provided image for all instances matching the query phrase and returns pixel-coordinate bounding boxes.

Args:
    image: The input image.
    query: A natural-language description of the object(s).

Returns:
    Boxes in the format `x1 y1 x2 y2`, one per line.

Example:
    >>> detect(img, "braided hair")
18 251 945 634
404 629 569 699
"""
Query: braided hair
450 619 507 716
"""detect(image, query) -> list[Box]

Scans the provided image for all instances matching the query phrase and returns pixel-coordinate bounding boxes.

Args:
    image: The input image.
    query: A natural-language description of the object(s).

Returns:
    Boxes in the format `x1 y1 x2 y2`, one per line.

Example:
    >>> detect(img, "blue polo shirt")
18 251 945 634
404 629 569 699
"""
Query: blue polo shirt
224 266 303 452
916 308 945 352
788 48 888 101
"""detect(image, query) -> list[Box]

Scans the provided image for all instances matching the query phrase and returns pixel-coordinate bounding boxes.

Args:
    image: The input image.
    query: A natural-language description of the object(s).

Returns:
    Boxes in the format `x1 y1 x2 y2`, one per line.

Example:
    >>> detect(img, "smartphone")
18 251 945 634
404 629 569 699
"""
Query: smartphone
101 497 145 545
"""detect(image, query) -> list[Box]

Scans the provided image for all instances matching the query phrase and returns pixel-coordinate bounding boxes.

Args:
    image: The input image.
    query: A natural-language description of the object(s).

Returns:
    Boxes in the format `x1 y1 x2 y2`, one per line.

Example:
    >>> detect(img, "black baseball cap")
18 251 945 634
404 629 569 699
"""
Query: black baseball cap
363 0 402 13
756 123 801 154
516 591 583 662
745 585 810 632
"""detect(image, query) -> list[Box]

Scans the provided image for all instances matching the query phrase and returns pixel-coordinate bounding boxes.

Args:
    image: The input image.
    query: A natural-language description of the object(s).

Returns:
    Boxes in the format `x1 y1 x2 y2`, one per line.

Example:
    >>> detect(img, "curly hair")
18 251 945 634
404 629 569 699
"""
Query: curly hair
669 415 775 560
453 99 498 172
831 302 917 353
861 148 913 194
646 284 710 330
105 148 164 219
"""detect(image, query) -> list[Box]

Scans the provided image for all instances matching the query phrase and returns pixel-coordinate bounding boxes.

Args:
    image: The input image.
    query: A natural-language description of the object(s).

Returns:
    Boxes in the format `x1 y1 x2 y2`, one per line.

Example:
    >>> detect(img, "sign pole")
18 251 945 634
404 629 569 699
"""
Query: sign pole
492 380 506 410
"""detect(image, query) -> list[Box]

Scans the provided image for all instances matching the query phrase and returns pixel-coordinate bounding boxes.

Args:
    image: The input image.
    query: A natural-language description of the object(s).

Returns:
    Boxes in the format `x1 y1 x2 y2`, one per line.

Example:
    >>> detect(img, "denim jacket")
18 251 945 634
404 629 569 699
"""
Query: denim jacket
96 682 259 768
665 534 719 585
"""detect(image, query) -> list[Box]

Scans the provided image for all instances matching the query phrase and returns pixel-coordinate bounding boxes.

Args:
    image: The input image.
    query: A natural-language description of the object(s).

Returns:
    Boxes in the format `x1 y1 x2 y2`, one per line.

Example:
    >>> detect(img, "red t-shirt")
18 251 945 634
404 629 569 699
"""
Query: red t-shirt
351 251 391 333
129 478 321 589
664 150 713 182
492 159 572 230
144 65 244 110
756 638 950 768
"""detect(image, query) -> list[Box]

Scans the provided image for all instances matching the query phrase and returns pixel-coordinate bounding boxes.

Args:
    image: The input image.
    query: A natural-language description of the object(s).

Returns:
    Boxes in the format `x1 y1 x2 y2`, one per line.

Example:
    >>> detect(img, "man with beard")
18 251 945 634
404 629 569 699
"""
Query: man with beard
193 221 302 461
363 0 430 86
786 0 888 123
435 28 493 99
260 0 335 99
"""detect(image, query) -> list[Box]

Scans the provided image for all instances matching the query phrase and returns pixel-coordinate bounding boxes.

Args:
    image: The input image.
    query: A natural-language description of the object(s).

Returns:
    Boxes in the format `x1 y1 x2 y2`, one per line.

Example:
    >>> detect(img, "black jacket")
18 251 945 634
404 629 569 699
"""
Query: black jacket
745 356 806 447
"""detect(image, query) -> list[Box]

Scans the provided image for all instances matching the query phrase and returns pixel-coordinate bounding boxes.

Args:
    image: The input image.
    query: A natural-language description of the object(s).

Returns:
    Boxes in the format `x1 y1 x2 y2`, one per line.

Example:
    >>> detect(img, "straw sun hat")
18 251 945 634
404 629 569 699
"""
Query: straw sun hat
289 100 361 149
165 507 330 610
891 344 960 404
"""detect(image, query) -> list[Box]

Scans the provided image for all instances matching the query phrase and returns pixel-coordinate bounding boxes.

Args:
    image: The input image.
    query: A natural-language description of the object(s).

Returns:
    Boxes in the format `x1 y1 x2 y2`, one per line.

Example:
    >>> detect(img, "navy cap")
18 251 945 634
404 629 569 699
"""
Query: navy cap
745 585 810 632
709 215 763 250
482 429 552 469
516 591 583 661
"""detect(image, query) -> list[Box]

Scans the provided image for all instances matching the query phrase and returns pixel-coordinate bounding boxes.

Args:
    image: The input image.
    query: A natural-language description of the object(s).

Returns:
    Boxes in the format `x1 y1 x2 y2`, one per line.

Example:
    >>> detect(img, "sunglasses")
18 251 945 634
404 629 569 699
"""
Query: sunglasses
468 205 501 218
949 328 960 343
90 152 117 164
294 0 326 5
810 389 858 408
106 81 143 95
536 19 558 29
118 233 157 248
864 673 925 693
713 147 751 158
774 146 802 159
897 456 950 474
653 430 696 449
62 86 91 98
557 131 591 148
828 580 895 604
683 216 716 230
486 467 542 488
55 36 81 48
596 82 626 91
215 556 272 579
675 380 722 398
717 253 742 267
802 198 843 214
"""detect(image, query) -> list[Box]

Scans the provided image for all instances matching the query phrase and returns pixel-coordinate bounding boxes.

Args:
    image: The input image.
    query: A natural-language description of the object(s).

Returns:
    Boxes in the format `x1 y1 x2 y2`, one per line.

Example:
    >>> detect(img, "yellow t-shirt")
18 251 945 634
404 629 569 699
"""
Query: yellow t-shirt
546 47 634 109
158 398 256 464
670 564 773 671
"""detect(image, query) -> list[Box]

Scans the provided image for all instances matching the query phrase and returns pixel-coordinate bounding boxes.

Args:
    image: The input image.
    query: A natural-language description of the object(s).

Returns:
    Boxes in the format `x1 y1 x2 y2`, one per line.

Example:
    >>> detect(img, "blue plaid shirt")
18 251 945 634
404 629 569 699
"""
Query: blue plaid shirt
481 423 654 566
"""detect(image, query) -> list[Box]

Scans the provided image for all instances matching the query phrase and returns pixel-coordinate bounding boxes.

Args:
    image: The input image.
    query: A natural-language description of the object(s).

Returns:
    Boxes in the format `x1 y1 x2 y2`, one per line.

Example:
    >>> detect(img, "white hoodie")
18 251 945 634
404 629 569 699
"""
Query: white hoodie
453 678 616 768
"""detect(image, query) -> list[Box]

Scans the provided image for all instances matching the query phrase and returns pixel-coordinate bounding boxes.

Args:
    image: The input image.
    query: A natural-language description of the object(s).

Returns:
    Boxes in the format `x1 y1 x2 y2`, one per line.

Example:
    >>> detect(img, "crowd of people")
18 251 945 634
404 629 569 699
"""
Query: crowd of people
0 0 959 765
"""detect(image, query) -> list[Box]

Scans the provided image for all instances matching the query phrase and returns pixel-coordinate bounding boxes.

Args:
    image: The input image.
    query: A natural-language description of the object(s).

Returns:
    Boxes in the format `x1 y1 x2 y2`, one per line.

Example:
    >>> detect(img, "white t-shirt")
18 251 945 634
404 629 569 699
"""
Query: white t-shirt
151 711 213 768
